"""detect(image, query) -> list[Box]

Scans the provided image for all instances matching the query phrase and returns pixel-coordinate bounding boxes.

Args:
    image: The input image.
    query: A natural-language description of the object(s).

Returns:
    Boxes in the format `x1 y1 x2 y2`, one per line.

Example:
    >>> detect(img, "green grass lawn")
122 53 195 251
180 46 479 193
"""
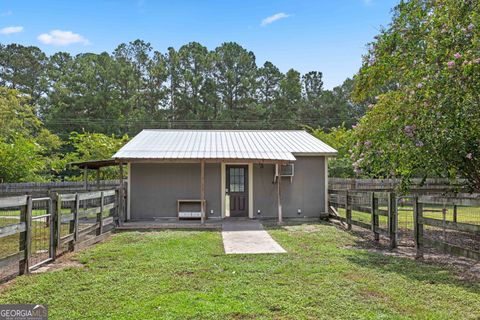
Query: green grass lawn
0 223 479 319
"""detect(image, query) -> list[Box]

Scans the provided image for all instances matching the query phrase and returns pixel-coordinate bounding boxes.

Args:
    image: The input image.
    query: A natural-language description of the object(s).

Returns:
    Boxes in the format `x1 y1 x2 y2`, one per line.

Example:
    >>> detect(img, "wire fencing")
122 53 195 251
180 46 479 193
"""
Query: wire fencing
415 195 480 259
0 201 22 281
30 198 53 269
328 190 397 248
0 188 124 283
329 189 480 261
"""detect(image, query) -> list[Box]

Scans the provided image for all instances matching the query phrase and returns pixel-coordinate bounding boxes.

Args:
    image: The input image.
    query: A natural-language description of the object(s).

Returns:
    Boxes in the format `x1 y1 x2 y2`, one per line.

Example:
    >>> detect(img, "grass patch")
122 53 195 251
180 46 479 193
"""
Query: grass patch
0 223 479 319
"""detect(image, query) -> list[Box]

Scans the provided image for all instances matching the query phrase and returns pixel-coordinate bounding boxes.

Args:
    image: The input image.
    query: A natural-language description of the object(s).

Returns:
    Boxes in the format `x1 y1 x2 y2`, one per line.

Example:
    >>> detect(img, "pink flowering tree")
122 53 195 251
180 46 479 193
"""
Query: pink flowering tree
352 0 480 191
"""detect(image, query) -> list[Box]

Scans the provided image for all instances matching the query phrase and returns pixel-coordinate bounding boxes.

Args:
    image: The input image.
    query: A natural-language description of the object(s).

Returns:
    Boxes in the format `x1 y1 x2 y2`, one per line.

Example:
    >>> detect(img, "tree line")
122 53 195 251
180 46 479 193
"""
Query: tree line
3 0 477 190
0 40 364 182
0 41 365 137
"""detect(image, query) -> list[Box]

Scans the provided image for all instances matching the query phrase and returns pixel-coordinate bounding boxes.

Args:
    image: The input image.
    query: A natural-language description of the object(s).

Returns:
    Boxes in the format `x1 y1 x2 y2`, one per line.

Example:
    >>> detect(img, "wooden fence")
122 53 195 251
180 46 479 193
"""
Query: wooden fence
329 178 466 193
328 190 397 249
0 187 125 282
0 180 121 197
329 190 480 260
414 195 480 260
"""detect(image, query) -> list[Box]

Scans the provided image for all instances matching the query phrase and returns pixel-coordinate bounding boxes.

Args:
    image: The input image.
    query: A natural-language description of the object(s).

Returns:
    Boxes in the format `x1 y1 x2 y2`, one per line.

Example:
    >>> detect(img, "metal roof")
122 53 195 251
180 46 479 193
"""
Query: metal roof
113 130 337 162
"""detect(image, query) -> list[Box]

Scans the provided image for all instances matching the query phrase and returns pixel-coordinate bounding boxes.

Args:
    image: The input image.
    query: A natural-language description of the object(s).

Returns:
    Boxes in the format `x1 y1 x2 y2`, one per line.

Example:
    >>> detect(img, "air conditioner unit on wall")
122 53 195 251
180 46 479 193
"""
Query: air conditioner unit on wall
275 163 294 183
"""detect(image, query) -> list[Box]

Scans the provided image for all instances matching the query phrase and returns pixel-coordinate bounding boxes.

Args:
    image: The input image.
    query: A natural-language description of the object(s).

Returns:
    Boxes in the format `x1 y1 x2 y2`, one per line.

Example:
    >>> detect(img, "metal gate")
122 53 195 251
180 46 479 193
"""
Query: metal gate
396 196 415 247
30 197 54 270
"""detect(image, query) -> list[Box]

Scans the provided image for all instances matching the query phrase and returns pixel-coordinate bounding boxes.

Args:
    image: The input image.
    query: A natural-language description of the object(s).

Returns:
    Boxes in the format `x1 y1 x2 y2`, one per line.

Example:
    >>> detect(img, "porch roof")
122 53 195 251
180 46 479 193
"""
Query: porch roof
113 129 337 162
69 159 118 169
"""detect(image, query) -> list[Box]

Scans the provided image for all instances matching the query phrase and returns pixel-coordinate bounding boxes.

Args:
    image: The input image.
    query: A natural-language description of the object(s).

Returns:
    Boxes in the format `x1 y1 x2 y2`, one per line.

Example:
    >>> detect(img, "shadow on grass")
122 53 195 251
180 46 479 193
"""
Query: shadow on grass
344 243 480 293
268 219 480 293
262 219 332 230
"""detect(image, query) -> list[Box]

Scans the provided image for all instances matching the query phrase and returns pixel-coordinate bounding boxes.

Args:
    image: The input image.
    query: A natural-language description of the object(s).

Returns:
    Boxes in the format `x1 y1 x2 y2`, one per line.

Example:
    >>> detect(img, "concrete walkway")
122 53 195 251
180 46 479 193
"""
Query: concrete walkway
222 220 286 254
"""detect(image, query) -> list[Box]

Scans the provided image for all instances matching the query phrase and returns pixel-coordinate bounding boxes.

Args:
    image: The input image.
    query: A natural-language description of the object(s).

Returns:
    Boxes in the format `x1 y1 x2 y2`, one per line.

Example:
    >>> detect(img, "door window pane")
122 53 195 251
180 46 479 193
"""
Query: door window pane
229 168 245 192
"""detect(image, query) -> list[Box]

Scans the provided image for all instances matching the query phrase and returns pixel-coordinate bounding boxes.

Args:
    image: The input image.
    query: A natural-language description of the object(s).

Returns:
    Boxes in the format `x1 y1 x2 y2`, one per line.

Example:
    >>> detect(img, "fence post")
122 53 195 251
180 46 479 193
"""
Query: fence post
56 194 62 253
371 192 379 241
413 195 423 259
118 188 124 226
349 178 355 190
69 193 79 251
346 190 352 230
97 191 104 236
442 203 447 243
388 192 397 249
48 193 56 261
74 193 79 242
118 165 124 226
453 204 457 223
19 195 32 275
115 188 121 226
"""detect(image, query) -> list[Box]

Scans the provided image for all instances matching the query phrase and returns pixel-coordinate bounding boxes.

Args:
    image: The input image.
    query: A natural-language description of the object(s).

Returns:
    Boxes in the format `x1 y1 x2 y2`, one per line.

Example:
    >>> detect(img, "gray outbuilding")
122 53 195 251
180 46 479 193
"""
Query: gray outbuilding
113 130 337 222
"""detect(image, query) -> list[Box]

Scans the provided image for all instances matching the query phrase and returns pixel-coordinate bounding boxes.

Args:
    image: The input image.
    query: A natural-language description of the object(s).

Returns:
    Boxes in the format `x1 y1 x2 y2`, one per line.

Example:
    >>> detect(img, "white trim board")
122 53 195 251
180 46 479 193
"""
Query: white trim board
127 162 131 220
221 162 253 219
248 163 253 219
324 157 328 213
221 163 226 218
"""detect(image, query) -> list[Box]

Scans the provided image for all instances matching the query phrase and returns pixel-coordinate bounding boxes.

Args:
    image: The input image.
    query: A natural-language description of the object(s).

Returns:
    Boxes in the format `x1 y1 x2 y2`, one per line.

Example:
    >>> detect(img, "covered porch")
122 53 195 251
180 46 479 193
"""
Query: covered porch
69 158 293 225
74 130 335 224
116 218 223 230
123 158 291 224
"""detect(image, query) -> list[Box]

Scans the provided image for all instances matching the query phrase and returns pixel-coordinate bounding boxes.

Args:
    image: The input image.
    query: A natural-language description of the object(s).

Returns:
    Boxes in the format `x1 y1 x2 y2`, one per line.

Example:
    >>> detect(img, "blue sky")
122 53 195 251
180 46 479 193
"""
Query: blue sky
0 0 398 89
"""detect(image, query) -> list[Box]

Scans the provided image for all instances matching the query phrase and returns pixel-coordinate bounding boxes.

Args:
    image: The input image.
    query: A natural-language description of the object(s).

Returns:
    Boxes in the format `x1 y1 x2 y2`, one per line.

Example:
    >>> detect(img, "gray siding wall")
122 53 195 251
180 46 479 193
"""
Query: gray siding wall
129 156 326 220
252 156 326 218
130 163 221 219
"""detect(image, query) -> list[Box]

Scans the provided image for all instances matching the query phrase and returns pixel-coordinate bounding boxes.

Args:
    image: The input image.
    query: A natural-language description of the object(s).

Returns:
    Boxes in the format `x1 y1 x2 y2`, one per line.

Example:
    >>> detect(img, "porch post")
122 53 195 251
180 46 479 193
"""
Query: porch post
118 162 124 225
200 160 205 224
96 168 100 190
83 167 88 190
277 163 283 224
324 157 329 213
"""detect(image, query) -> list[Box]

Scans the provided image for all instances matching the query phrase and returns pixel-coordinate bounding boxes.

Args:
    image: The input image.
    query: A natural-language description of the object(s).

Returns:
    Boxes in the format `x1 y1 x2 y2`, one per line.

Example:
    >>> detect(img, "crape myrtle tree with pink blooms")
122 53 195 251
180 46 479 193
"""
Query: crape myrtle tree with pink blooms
351 0 480 191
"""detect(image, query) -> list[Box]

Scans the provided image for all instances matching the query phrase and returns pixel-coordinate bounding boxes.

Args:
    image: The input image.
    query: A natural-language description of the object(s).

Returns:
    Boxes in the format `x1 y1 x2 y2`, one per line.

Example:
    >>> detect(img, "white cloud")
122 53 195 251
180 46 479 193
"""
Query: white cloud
261 13 290 27
0 26 23 35
37 30 90 46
